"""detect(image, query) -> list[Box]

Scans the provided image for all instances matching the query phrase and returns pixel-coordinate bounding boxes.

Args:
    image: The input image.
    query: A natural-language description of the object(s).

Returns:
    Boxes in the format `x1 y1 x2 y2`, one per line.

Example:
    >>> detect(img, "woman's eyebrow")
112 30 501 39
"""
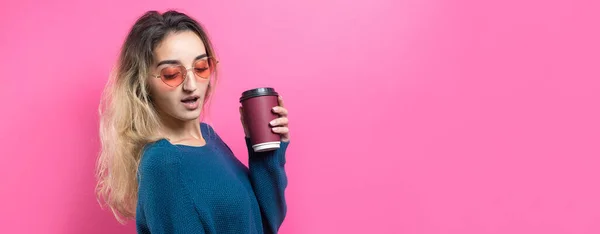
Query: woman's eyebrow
156 60 180 67
194 54 208 61
156 54 207 67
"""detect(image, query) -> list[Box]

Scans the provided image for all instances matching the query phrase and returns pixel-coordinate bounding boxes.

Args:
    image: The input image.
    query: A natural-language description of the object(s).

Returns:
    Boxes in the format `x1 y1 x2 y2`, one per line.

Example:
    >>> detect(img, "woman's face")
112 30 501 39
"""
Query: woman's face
148 31 211 122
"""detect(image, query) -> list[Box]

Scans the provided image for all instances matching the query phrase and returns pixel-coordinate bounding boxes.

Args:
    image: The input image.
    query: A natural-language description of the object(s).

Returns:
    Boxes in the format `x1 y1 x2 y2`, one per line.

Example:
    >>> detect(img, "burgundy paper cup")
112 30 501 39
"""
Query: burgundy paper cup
240 87 281 152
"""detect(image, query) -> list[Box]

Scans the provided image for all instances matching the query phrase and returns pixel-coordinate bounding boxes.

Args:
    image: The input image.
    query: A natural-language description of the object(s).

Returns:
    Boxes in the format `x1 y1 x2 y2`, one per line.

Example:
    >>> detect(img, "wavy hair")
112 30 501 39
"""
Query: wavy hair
95 10 218 223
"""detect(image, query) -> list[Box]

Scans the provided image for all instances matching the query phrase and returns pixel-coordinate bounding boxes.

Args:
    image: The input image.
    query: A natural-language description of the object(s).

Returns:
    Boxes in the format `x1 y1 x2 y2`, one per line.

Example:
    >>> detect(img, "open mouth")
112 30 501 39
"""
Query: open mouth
181 96 200 110
181 96 199 103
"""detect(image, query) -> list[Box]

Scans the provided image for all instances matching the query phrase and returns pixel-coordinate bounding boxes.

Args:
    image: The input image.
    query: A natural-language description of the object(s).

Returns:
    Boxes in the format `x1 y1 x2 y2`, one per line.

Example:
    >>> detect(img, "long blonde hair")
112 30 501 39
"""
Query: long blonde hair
96 10 219 223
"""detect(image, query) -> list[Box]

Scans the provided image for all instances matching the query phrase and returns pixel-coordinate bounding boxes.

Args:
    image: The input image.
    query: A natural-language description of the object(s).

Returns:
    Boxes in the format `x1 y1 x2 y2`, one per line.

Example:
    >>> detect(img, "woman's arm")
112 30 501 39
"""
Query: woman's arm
136 147 205 234
239 95 291 233
246 138 290 234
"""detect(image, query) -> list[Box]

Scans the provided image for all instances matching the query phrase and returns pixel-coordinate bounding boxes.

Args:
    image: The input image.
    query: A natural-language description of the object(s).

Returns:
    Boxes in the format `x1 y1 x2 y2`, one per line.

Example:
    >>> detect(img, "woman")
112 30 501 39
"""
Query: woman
96 10 290 234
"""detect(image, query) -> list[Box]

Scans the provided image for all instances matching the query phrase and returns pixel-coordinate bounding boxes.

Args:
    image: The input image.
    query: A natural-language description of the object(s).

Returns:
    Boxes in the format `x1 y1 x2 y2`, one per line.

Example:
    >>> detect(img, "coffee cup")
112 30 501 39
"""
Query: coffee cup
240 87 282 152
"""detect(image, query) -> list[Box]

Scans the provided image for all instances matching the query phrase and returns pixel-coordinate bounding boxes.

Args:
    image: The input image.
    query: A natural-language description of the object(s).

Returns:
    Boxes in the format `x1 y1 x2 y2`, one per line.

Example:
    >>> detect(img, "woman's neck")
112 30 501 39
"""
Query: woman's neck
158 113 204 145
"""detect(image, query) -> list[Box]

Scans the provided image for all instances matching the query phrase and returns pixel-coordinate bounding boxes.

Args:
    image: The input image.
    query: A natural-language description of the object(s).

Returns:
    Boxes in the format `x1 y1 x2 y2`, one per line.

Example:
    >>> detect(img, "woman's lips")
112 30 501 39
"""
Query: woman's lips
181 96 200 110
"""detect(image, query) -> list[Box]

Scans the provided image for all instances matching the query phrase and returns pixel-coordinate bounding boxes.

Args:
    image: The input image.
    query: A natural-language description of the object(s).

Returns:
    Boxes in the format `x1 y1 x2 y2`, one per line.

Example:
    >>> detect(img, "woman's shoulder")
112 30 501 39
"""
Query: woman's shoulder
200 122 221 141
200 122 212 129
139 140 180 172
200 122 215 134
142 138 172 154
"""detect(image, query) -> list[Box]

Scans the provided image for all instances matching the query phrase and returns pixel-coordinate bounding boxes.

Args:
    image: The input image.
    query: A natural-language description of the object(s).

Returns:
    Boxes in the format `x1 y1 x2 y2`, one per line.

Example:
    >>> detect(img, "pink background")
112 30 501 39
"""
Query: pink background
1 0 599 233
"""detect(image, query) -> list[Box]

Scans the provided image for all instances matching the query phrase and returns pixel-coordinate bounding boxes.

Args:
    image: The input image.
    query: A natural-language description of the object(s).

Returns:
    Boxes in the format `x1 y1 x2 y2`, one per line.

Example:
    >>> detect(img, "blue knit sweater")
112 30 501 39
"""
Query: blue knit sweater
135 123 289 234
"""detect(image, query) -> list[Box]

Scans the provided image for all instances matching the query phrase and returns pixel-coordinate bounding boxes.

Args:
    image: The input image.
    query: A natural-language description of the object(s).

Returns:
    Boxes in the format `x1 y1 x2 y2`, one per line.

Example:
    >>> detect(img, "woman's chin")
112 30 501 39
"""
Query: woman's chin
178 111 201 121
169 107 202 122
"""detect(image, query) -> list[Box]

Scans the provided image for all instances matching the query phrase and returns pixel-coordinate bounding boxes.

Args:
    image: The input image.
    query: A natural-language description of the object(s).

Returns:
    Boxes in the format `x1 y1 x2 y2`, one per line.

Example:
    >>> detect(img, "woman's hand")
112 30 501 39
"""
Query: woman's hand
270 96 290 142
239 96 290 142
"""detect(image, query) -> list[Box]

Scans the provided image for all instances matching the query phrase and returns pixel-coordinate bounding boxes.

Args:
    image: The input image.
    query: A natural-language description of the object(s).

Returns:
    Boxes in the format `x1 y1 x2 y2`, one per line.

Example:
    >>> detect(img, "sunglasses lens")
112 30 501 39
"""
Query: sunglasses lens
160 66 185 87
193 60 212 79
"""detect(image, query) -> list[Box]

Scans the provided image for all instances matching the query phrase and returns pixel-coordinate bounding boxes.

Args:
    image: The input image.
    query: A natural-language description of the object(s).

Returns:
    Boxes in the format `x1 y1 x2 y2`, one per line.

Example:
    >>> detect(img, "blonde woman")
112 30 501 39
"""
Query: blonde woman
96 10 291 234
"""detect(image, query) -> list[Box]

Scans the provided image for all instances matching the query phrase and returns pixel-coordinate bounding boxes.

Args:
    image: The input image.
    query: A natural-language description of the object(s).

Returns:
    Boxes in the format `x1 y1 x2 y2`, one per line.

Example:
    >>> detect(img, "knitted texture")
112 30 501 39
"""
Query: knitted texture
136 123 288 234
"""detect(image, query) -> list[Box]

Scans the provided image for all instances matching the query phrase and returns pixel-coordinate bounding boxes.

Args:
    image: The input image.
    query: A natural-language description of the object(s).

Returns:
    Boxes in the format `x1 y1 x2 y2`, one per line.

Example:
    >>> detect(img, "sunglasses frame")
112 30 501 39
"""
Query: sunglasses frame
152 57 219 87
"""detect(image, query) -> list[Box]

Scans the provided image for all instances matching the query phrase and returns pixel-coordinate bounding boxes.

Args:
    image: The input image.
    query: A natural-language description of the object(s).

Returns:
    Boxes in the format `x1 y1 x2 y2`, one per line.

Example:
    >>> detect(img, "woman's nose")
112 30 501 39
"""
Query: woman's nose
182 69 197 92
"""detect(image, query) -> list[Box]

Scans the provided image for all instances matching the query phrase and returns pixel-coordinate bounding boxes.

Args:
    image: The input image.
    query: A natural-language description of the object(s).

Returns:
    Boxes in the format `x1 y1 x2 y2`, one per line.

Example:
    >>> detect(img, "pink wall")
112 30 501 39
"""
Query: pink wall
1 0 599 233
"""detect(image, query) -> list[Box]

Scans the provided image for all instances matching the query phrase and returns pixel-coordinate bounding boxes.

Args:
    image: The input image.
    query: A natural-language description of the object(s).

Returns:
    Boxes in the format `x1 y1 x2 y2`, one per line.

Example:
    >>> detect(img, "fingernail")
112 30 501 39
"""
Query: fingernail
272 107 278 111
270 120 276 126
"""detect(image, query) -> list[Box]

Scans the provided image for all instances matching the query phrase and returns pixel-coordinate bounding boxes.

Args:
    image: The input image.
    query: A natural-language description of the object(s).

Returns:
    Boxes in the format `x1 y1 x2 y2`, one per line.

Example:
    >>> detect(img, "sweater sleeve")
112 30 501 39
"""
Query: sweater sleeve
245 138 289 234
136 148 205 234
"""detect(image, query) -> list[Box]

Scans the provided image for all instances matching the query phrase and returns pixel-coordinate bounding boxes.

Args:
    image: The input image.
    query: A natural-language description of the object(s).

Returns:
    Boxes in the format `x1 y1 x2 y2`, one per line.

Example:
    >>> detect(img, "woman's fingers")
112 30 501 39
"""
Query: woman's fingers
271 127 289 134
278 95 285 107
272 106 288 116
269 117 289 127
